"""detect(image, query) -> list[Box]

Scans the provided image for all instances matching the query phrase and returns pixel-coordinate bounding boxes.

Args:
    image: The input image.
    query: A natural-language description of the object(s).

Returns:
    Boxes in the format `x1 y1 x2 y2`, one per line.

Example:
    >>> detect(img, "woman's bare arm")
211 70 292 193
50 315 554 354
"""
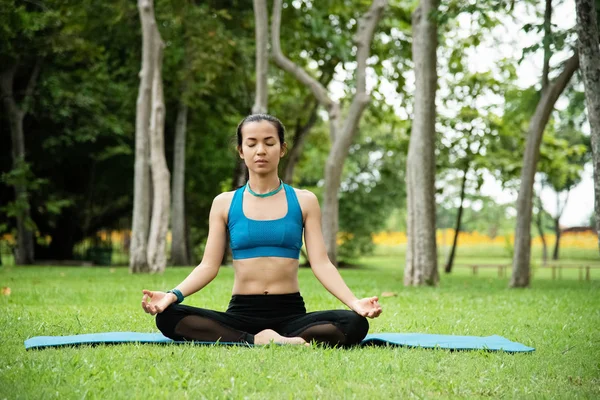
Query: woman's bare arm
171 193 230 298
301 191 359 306
301 190 382 318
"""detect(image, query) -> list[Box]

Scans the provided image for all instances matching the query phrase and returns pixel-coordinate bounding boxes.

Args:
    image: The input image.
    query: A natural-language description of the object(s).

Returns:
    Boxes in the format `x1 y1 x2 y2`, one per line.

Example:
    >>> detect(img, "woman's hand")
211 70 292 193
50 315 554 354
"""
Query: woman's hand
141 289 176 315
351 296 383 319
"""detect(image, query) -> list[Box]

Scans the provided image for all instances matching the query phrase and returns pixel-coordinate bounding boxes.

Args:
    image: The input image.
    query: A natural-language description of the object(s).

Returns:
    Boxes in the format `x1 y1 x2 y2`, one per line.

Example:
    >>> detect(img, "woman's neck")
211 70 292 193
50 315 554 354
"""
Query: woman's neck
247 173 281 194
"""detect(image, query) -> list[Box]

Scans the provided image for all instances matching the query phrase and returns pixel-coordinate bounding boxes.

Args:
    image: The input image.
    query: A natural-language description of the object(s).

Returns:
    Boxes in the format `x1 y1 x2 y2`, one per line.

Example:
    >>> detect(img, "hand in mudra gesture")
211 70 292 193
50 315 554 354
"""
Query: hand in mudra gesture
351 296 382 318
141 289 176 315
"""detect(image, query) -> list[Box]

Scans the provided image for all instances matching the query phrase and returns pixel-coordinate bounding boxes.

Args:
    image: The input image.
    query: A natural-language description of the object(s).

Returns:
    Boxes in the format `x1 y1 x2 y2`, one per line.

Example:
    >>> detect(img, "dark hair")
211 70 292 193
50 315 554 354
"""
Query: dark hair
236 114 285 146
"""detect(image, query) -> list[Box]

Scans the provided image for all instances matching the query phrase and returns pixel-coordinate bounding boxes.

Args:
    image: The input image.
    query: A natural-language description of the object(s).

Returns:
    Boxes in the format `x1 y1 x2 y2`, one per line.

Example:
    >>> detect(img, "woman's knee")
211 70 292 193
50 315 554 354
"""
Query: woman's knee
344 312 369 345
155 304 182 339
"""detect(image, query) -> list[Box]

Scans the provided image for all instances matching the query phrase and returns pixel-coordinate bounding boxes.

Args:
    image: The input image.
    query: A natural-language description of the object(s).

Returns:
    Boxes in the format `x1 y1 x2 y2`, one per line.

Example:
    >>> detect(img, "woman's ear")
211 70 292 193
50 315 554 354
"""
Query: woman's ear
281 142 288 157
238 145 244 159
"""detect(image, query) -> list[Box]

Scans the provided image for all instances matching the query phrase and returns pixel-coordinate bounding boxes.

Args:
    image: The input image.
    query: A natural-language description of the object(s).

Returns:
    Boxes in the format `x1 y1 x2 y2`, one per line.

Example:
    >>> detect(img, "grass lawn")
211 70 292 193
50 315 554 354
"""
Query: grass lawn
1 257 599 399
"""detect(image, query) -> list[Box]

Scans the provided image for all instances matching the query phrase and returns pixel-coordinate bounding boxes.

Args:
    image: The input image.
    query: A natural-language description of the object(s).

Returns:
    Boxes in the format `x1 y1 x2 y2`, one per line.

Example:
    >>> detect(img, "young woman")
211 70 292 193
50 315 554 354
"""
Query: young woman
141 114 382 346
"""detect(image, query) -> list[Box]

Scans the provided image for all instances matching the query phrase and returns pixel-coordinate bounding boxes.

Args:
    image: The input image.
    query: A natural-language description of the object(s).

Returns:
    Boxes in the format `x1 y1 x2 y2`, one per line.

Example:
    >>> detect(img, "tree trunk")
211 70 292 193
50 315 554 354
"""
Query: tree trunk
551 189 570 261
0 60 40 265
146 24 170 274
510 54 579 288
575 0 600 254
444 165 468 273
130 0 156 273
552 216 561 261
252 0 268 115
541 0 552 91
272 0 388 265
404 0 439 286
534 195 548 265
170 92 190 266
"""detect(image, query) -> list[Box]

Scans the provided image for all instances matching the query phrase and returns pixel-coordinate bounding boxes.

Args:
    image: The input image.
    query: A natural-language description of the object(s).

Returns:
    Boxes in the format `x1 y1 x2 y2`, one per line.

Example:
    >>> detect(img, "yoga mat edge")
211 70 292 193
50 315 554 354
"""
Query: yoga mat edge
24 332 535 352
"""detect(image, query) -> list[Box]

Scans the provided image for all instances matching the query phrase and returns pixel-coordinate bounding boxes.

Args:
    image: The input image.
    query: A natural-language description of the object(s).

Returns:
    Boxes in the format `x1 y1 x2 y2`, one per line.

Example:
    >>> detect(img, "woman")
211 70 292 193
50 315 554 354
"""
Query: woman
142 114 382 346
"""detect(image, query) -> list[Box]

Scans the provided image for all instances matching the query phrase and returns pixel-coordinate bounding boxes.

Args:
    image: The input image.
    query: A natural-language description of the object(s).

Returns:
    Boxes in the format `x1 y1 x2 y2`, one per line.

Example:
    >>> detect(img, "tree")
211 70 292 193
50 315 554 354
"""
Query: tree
146 20 170 274
437 71 508 273
575 0 600 253
539 125 589 261
168 5 194 267
510 0 579 288
253 0 268 115
272 0 388 266
404 0 439 286
170 74 190 266
1 60 39 265
0 2 49 264
533 189 549 264
131 0 170 273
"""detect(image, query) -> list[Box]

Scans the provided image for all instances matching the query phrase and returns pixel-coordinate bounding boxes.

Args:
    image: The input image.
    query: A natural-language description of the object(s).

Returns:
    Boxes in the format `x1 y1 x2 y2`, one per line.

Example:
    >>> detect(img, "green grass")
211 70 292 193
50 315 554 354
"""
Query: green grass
1 258 599 399
374 244 600 263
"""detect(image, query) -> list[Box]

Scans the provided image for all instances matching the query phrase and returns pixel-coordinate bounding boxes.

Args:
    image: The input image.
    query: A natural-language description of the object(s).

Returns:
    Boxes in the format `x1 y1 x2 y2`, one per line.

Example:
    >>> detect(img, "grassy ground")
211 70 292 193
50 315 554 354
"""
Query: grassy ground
374 244 600 263
1 257 599 399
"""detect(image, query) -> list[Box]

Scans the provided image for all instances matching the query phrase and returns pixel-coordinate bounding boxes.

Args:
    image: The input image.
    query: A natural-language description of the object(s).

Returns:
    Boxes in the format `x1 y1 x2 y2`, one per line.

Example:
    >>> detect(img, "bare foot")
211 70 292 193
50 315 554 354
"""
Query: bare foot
254 329 310 346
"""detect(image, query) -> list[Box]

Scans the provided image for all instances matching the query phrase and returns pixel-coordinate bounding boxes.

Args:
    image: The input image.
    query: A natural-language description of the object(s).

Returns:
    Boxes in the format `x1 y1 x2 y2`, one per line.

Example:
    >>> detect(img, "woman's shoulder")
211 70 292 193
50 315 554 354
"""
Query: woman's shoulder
290 187 319 208
291 187 316 198
211 190 237 212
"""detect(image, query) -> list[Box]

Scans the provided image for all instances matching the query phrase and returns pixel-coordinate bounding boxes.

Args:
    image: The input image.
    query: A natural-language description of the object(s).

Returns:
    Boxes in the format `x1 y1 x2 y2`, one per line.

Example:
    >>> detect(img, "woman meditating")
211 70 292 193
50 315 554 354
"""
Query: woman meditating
141 114 382 346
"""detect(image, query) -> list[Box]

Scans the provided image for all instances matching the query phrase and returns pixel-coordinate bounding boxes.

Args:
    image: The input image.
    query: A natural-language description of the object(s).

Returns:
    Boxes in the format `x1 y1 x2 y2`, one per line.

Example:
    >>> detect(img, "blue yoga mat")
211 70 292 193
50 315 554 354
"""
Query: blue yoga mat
24 332 534 352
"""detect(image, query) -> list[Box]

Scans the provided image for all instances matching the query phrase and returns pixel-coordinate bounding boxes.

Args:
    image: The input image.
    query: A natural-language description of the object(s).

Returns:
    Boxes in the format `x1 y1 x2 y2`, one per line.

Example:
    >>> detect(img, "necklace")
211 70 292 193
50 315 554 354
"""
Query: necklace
246 179 284 198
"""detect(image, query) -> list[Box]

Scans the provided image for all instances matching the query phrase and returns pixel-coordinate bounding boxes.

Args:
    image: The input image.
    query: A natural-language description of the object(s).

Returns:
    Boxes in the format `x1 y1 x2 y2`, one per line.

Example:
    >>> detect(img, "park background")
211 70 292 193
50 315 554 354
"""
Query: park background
1 0 600 398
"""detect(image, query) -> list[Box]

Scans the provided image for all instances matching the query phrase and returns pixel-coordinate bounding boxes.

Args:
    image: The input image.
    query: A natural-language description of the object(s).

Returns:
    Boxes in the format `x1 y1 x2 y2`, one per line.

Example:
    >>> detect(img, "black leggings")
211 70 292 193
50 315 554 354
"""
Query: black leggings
156 293 369 347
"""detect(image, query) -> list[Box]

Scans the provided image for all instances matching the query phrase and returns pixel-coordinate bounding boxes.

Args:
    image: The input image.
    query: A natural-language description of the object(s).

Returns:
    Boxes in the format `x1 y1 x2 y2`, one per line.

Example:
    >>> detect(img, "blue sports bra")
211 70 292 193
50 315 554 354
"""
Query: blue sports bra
227 183 304 260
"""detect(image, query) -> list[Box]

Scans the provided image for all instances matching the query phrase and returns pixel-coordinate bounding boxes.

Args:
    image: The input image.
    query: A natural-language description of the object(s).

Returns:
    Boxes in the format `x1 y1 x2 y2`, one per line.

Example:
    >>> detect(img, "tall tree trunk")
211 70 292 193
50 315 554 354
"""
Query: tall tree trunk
146 24 170 274
552 216 561 261
130 0 156 273
444 165 468 273
252 0 268 115
272 0 388 266
541 0 552 91
404 0 439 286
0 60 40 265
510 54 579 288
575 0 600 253
170 90 190 266
535 195 548 265
551 189 570 261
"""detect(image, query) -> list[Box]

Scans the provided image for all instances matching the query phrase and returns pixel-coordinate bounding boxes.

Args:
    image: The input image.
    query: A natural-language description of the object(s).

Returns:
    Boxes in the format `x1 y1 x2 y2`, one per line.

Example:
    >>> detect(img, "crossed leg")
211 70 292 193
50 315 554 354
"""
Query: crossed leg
156 305 368 347
156 304 307 345
277 310 369 347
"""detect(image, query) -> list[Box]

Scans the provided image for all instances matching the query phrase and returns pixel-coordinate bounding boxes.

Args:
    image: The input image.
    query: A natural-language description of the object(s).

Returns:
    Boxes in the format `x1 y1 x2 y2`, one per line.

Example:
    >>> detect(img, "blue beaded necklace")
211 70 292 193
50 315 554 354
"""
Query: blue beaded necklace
246 179 284 198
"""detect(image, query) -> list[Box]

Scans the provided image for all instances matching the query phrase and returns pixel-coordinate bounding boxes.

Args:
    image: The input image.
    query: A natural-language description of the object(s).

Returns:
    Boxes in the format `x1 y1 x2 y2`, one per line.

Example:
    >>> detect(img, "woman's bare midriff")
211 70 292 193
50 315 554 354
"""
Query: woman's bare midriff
232 257 300 295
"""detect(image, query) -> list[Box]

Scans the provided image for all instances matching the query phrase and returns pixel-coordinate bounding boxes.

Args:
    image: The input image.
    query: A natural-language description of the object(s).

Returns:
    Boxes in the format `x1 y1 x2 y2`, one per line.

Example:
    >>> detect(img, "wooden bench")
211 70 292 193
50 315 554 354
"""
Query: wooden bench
543 265 598 281
453 264 598 280
453 264 511 277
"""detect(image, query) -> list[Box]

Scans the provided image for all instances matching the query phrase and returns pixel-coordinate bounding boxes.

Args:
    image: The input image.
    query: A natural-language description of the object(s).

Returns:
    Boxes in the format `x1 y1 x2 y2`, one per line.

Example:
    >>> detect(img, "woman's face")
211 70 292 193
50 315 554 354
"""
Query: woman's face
238 121 286 173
